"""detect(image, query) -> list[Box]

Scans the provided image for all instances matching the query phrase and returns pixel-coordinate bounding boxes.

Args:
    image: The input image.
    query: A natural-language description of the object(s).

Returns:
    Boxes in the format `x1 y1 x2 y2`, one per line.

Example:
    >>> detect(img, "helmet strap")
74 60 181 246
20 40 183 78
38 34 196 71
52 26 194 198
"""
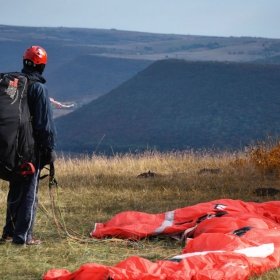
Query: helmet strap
23 59 45 74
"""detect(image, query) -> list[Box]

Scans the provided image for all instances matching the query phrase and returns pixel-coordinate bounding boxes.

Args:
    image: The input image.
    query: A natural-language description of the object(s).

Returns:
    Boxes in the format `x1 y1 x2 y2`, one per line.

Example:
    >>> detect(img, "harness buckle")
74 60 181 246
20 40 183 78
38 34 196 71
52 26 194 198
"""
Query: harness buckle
20 162 35 176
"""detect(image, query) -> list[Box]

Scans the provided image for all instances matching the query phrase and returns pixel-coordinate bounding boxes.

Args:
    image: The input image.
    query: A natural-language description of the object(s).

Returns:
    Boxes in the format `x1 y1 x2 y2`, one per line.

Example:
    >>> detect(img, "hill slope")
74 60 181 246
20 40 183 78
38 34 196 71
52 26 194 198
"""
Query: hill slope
47 55 152 102
55 59 280 153
1 24 280 117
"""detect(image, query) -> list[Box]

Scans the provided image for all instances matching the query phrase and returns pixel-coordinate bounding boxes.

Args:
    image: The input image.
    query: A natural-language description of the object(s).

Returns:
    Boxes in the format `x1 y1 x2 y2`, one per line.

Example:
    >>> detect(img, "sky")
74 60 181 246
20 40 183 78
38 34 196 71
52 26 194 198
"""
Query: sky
1 0 280 39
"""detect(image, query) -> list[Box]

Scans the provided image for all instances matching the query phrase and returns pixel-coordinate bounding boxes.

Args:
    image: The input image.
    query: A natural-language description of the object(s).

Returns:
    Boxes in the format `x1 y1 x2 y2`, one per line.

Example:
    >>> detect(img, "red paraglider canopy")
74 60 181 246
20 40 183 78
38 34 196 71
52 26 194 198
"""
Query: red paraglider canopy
43 199 280 280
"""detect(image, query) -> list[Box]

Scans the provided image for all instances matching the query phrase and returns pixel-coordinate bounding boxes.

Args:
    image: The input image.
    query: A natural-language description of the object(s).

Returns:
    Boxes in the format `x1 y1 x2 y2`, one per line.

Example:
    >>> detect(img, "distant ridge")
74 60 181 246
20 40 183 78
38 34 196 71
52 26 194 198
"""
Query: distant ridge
55 59 280 153
1 24 280 116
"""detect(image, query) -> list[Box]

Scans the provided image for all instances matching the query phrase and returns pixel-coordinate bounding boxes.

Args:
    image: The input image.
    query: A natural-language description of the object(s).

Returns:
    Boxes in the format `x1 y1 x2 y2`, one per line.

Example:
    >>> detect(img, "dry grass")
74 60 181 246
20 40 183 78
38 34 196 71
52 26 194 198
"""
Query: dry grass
1 148 280 279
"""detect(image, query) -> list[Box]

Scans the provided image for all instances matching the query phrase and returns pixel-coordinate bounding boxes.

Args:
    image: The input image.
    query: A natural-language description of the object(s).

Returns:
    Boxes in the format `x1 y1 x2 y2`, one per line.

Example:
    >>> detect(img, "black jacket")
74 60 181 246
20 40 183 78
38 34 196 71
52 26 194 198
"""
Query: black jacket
22 67 57 150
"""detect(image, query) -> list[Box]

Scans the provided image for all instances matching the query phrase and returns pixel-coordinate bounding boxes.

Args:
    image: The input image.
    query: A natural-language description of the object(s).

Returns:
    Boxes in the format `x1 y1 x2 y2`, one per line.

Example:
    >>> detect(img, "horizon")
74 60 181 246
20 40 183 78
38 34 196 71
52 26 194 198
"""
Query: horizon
1 0 280 39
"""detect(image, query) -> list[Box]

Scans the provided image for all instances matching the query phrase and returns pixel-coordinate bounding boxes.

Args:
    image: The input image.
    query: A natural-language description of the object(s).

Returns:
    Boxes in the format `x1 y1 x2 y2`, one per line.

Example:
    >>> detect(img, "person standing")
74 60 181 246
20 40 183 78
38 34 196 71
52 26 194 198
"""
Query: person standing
1 46 57 245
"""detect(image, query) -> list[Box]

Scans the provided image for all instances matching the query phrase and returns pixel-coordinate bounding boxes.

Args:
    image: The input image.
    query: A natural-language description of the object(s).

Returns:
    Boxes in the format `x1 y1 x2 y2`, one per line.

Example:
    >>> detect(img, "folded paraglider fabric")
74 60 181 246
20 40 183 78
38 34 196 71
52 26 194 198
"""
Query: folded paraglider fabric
43 199 280 280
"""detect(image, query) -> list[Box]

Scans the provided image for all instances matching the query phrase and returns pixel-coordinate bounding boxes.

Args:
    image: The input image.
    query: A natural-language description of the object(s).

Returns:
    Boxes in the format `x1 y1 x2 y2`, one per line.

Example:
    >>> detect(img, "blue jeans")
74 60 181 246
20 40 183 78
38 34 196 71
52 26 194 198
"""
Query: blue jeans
3 158 41 244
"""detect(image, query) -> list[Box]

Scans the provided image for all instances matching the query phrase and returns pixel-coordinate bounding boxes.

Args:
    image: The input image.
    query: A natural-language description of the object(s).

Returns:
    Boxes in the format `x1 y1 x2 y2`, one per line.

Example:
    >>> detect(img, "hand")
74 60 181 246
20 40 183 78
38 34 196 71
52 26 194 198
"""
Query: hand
41 149 56 167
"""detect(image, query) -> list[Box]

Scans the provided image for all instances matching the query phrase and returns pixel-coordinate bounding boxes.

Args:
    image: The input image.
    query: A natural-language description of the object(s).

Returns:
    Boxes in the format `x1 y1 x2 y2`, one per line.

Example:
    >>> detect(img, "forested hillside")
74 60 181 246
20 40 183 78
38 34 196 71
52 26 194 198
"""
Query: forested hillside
2 25 280 152
55 59 280 153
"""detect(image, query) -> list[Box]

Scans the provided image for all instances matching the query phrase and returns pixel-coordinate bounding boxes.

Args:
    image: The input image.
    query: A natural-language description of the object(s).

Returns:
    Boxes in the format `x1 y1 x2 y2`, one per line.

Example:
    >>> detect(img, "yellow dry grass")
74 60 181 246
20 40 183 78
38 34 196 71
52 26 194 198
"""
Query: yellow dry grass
0 147 280 279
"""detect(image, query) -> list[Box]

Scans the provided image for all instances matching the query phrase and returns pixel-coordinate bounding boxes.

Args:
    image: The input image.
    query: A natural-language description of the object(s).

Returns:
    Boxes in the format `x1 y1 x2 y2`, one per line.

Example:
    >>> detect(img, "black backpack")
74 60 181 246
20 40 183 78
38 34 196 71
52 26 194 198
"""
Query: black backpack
0 72 39 181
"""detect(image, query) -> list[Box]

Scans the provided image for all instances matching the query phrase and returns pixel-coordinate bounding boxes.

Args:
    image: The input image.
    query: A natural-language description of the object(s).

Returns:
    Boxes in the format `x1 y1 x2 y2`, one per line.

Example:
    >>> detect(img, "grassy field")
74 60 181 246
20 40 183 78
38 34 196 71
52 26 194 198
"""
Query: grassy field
1 146 280 279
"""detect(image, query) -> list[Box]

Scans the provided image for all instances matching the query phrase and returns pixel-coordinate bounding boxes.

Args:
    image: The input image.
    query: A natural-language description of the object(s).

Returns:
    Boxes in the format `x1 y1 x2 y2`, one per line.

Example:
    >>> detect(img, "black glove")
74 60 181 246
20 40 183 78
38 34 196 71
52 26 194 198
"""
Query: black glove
41 149 56 168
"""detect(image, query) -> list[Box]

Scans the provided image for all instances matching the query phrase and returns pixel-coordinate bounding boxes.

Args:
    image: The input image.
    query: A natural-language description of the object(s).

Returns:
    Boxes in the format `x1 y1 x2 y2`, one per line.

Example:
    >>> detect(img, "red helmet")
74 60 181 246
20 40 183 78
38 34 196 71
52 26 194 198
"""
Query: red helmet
23 46 47 65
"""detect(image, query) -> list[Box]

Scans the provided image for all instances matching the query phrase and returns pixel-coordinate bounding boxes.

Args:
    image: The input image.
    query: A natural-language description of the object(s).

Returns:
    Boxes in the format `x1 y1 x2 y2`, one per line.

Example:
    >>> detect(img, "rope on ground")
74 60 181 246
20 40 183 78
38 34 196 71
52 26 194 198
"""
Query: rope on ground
38 163 148 249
